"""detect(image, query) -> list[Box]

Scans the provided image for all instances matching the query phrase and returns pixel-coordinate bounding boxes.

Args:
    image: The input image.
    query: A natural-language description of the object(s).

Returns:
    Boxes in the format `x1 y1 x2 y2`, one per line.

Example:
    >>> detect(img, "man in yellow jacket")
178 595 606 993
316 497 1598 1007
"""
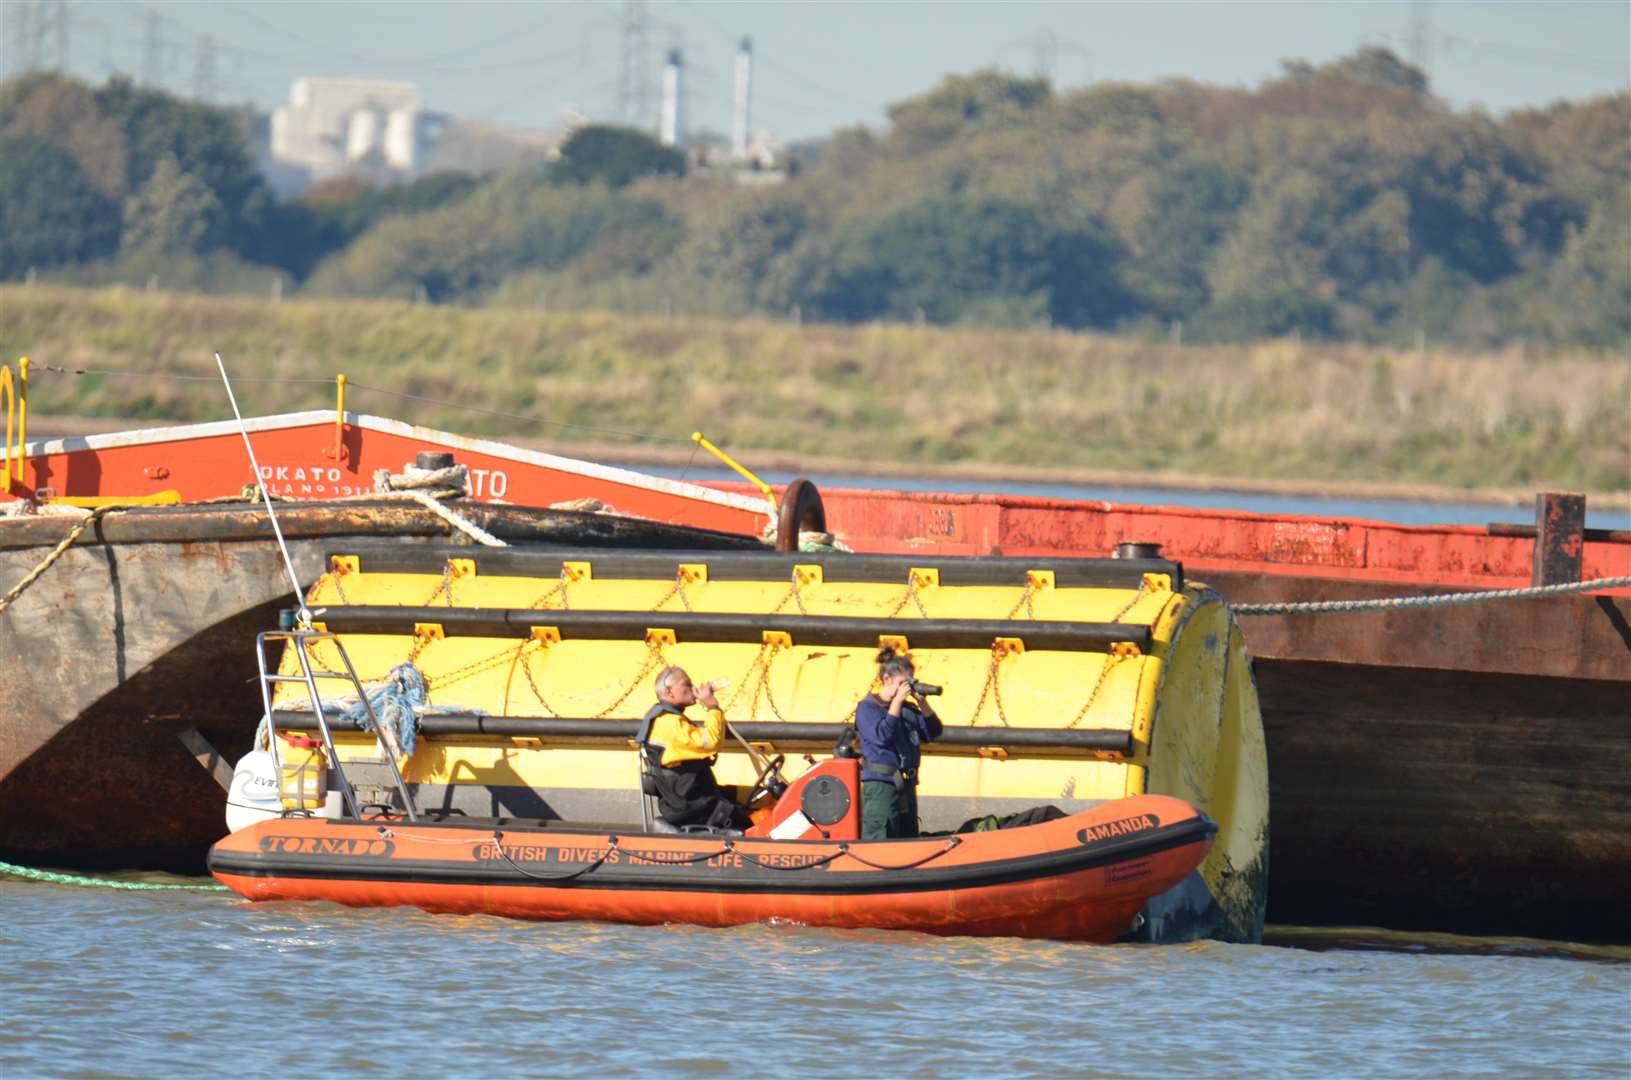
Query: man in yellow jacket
635 666 753 831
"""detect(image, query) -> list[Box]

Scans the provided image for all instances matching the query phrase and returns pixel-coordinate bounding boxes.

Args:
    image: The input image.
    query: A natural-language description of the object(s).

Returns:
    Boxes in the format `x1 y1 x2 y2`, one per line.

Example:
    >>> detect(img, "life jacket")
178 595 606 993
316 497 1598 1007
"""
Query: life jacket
635 701 678 769
636 702 679 796
636 702 725 825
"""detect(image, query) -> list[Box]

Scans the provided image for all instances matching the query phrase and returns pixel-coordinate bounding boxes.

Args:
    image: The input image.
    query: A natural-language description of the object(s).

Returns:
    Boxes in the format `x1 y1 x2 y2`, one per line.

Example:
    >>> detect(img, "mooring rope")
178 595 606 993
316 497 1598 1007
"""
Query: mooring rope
1233 575 1631 616
0 469 504 617
380 489 508 547
0 860 228 891
0 504 130 614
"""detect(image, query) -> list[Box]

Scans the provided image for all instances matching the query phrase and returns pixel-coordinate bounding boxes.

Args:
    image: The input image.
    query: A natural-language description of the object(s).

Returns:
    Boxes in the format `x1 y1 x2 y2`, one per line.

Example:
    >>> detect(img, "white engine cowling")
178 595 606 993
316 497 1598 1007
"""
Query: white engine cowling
225 749 282 834
225 749 343 833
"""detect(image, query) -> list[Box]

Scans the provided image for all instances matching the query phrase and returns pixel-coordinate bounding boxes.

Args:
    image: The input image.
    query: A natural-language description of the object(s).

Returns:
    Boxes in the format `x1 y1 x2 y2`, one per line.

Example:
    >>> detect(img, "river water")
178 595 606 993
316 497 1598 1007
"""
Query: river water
5 466 1627 1076
2 875 1626 1078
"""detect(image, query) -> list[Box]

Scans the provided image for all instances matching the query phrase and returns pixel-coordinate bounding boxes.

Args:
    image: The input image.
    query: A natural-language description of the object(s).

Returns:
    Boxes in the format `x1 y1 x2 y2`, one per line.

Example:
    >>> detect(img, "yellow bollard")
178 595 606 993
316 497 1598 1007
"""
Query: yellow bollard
333 373 347 461
1 364 13 493
17 356 27 487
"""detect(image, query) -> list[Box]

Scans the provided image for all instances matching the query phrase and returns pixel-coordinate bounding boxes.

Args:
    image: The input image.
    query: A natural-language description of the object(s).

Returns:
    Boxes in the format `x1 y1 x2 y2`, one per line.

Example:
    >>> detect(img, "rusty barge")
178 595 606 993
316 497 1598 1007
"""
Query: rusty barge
1 407 1627 939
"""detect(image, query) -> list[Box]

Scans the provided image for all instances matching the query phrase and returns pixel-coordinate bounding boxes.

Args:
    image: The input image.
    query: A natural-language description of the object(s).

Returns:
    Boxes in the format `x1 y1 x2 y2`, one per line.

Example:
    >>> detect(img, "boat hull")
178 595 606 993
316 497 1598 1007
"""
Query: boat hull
208 796 1217 941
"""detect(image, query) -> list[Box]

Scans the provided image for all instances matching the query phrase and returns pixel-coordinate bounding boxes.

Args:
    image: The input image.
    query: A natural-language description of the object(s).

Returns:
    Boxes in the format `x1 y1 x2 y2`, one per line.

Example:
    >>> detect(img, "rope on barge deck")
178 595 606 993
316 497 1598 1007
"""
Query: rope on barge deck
0 477 503 616
0 503 128 614
1234 575 1631 616
0 860 228 891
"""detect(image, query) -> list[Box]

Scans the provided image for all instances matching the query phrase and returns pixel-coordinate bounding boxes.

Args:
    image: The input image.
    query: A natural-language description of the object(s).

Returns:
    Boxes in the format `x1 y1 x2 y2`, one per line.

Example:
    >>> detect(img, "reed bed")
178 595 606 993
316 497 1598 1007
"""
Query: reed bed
2 285 1625 498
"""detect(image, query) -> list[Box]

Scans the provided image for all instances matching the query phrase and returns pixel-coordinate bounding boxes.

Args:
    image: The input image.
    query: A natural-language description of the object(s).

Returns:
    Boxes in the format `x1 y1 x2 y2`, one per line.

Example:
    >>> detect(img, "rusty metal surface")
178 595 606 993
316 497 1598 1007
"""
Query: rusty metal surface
0 499 765 551
1532 492 1587 586
791 485 1631 590
1258 659 1630 939
775 479 827 552
1488 523 1630 544
1202 570 1631 682
0 597 277 867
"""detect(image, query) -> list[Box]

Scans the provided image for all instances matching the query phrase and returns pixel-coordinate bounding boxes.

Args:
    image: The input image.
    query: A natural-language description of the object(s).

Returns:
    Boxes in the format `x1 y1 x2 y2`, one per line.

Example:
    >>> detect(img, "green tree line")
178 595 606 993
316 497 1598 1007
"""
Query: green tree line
1 50 1625 347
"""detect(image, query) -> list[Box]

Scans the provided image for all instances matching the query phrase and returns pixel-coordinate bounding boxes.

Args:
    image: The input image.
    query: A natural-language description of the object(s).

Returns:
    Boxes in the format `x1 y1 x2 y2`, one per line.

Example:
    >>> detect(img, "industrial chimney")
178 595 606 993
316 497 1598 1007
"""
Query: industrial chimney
731 36 753 161
659 48 684 146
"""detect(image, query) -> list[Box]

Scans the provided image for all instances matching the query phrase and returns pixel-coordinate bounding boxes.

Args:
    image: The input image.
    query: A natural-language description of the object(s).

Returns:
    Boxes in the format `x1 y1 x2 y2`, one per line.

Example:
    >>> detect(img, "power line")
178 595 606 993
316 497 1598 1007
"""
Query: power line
6 0 71 76
142 6 164 85
211 0 389 69
618 0 653 128
1409 0 1432 81
193 32 217 102
461 50 605 126
1434 32 1627 74
67 9 116 78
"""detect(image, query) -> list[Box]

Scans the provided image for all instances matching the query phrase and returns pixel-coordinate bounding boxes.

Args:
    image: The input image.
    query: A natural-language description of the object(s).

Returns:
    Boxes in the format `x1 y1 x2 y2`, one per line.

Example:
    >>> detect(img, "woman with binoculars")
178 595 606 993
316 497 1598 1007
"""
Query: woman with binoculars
854 647 944 839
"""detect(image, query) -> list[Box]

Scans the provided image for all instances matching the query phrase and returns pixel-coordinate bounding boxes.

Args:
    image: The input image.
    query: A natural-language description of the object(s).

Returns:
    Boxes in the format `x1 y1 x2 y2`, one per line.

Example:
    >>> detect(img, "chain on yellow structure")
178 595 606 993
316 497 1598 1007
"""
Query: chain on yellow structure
270 544 1268 941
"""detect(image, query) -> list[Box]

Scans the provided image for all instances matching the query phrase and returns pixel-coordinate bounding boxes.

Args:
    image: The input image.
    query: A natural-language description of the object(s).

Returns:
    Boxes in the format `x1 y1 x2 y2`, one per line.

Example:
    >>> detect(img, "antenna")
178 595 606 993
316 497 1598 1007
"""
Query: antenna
618 0 652 128
143 7 163 87
194 32 216 102
1409 0 1433 81
1033 29 1058 83
214 352 312 628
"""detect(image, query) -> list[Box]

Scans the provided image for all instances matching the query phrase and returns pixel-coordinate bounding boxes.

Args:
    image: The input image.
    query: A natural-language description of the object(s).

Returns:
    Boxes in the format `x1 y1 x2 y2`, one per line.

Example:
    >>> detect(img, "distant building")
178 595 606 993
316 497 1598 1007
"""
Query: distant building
260 76 558 197
267 77 433 192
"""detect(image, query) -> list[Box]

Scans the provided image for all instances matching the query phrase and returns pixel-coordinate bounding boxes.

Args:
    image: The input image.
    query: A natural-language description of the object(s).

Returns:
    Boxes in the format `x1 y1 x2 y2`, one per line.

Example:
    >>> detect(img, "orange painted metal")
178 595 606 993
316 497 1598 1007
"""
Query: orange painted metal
738 485 1629 593
13 412 1625 592
208 794 1214 941
744 759 860 841
9 413 767 534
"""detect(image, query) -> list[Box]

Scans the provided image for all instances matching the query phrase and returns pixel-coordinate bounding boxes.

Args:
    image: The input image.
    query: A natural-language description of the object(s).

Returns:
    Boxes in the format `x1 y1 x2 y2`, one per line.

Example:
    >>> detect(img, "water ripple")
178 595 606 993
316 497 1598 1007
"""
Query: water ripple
1 880 1626 1078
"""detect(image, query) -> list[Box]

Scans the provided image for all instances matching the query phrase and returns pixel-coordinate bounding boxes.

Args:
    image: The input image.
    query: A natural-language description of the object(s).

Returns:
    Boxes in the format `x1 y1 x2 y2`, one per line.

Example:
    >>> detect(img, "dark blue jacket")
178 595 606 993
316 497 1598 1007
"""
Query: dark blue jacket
855 695 942 784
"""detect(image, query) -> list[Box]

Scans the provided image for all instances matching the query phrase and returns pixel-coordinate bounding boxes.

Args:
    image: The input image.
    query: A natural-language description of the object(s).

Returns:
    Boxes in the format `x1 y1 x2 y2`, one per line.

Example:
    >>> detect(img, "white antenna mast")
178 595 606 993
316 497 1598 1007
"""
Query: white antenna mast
214 352 312 627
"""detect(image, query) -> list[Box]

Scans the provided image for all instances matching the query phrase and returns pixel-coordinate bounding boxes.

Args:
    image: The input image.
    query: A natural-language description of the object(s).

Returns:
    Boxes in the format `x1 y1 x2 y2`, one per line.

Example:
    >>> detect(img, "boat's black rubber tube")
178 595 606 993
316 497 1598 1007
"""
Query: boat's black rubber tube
316 606 1154 652
281 713 1135 755
325 543 1184 591
207 816 1217 896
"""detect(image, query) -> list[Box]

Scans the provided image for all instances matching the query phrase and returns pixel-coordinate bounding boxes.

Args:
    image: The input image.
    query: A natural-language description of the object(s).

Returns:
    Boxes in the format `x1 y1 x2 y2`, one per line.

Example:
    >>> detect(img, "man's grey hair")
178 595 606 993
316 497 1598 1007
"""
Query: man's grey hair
654 665 688 700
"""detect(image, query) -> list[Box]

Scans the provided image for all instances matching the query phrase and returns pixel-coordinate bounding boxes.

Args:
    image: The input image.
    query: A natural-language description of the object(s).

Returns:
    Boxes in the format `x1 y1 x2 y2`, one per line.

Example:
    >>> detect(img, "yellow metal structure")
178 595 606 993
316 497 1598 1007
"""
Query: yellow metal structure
332 373 347 460
45 491 184 507
271 548 1270 941
1 357 25 491
690 431 777 512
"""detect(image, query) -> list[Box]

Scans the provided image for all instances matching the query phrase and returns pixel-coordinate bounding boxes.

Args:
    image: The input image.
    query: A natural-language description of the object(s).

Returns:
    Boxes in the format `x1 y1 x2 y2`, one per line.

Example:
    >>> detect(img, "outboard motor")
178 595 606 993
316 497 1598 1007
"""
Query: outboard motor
224 741 344 834
225 749 283 834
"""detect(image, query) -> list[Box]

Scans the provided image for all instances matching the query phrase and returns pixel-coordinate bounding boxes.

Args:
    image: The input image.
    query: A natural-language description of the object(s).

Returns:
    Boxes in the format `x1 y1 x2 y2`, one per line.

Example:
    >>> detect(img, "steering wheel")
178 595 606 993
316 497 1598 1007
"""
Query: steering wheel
746 754 788 806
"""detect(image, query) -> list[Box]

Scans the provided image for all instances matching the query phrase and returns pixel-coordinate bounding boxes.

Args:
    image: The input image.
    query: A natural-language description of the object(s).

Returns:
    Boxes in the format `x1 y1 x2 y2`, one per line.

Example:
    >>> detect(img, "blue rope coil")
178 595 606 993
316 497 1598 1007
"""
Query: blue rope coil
340 662 426 757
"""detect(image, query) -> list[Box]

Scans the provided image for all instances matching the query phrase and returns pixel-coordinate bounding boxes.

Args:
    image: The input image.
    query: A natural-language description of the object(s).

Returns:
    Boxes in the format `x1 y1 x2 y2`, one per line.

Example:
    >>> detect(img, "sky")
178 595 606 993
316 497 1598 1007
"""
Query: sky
6 1 1628 141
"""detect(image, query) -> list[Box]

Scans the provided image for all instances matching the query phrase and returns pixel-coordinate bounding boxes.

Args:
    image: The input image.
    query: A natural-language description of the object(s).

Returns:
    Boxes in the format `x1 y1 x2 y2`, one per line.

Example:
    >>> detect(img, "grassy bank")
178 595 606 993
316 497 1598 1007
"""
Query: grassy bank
2 285 1627 498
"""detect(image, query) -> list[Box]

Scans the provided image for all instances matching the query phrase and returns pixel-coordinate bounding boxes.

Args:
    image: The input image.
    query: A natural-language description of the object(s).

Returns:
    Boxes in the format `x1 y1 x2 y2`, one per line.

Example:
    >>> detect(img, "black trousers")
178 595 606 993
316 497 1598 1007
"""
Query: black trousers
653 760 751 829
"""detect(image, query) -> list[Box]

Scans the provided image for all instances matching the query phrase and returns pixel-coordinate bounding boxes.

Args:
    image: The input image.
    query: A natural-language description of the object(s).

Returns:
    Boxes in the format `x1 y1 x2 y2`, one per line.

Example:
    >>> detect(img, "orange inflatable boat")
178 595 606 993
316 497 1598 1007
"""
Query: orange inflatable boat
209 784 1215 942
